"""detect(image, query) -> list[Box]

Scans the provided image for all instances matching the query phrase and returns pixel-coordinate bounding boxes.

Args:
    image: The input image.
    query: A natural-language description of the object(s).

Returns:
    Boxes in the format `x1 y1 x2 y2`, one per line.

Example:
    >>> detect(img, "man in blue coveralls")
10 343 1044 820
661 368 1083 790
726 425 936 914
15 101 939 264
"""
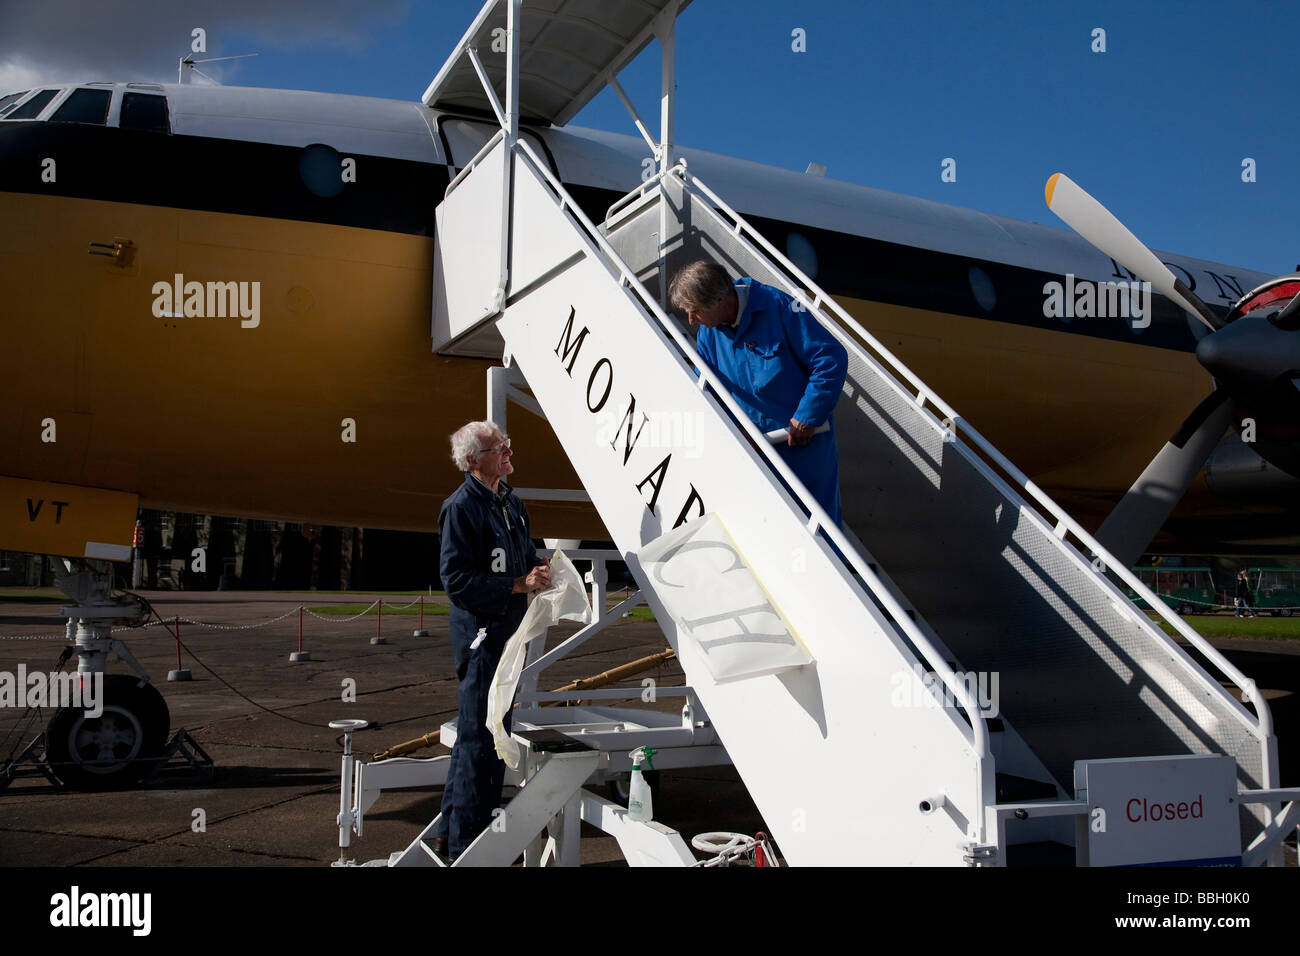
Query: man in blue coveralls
433 420 550 860
668 260 848 525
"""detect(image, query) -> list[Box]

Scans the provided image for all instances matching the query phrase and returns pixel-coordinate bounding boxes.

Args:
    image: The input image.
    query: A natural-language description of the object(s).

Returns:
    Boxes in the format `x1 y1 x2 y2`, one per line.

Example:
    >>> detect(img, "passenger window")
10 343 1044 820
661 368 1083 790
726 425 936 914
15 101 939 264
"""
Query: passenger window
50 88 112 125
5 89 59 120
0 91 30 116
120 92 170 133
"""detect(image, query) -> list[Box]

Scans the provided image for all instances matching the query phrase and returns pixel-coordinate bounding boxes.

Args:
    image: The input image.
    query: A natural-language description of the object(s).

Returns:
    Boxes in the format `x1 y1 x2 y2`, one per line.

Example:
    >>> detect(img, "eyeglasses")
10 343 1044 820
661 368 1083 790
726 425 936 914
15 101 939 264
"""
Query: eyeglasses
479 437 511 455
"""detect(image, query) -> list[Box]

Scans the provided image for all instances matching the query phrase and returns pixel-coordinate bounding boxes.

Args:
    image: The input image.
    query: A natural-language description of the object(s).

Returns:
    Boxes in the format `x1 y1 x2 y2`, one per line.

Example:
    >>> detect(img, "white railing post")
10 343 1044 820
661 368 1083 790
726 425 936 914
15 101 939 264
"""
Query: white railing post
655 3 677 310
656 3 676 175
588 556 608 620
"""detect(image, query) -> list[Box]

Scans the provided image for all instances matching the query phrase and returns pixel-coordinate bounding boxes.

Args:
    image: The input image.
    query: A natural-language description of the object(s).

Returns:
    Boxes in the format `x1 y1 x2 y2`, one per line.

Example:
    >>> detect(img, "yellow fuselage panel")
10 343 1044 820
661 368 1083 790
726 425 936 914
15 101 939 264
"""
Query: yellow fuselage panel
0 191 1215 540
0 476 137 560
0 192 595 537
838 295 1211 488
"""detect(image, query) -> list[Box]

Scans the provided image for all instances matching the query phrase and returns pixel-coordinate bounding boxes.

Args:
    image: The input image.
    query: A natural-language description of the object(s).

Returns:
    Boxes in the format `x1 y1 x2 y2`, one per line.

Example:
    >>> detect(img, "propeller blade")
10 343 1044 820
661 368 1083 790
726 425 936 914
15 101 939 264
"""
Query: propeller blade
1045 173 1221 332
1094 390 1234 566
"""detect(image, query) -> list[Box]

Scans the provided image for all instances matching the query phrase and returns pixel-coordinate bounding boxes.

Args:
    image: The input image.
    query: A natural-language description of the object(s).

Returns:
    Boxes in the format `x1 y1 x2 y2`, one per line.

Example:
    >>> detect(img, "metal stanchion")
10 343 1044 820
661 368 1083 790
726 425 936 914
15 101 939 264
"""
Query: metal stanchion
290 606 312 662
370 598 388 645
413 595 429 638
167 616 192 681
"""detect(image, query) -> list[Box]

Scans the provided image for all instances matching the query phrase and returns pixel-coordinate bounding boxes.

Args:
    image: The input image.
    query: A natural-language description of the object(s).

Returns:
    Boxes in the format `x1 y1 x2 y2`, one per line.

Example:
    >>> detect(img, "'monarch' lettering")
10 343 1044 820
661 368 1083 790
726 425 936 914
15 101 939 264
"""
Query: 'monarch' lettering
551 304 703 528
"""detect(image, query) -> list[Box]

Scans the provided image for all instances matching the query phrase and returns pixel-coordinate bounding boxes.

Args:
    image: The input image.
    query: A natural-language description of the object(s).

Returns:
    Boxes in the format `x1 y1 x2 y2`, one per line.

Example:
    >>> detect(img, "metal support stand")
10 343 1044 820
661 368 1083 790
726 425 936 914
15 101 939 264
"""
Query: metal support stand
141 728 214 785
330 719 370 866
450 740 601 867
3 727 213 789
0 732 62 789
380 732 694 867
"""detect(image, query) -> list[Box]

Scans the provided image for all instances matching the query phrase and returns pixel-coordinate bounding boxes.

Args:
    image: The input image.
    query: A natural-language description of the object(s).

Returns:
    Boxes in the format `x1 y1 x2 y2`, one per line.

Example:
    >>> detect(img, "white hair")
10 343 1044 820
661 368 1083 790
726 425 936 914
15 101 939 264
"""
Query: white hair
450 420 500 472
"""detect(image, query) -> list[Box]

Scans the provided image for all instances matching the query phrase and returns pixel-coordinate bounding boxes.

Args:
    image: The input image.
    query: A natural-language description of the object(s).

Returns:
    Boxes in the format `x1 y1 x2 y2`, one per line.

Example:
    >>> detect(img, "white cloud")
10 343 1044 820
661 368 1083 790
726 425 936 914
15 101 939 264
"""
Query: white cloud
0 0 409 90
0 56 65 93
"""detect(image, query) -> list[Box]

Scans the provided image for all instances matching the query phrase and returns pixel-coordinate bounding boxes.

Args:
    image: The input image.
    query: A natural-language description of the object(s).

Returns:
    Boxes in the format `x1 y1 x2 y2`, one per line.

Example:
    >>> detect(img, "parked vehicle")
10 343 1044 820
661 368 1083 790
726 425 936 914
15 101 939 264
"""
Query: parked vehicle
1126 566 1217 615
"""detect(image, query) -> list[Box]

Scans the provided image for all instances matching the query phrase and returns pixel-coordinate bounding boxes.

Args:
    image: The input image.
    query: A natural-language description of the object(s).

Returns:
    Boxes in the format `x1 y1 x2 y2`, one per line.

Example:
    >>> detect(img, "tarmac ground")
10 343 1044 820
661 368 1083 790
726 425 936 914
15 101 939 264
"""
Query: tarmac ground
1 591 1297 868
0 589 762 867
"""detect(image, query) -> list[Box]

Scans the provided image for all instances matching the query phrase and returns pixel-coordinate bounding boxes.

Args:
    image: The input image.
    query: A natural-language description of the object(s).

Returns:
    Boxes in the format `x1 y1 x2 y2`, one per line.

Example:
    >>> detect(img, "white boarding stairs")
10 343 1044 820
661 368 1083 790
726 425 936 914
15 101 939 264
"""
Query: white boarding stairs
432 139 1298 866
424 0 1295 866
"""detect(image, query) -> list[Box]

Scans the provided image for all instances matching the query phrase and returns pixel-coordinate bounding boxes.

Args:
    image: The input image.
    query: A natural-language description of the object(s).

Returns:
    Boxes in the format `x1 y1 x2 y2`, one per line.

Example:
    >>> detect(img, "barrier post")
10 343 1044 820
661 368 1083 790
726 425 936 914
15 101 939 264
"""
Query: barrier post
414 595 429 638
167 616 193 681
290 605 312 662
371 598 388 645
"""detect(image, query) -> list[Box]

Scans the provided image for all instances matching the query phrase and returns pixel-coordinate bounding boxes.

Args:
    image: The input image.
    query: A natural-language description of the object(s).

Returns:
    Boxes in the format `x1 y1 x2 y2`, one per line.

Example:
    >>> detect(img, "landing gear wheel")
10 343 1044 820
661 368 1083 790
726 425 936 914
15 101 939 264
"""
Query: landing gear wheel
45 675 171 790
607 770 661 807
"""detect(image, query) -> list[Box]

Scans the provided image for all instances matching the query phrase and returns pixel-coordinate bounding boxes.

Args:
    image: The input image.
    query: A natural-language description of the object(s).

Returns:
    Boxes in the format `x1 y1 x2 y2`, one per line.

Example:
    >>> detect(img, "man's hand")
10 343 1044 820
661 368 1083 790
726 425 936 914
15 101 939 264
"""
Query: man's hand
788 418 815 447
513 561 552 593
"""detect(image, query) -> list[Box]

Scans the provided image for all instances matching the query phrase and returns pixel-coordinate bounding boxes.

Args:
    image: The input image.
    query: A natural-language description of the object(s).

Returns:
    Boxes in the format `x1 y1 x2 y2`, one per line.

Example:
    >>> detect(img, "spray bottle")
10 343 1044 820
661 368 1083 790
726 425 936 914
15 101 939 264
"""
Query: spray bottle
626 746 658 822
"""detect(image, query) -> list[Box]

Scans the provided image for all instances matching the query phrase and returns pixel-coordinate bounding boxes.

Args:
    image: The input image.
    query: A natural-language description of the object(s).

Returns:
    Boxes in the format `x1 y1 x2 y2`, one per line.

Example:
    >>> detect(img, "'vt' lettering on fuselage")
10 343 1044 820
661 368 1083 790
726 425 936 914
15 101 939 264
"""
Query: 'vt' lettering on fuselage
26 498 69 523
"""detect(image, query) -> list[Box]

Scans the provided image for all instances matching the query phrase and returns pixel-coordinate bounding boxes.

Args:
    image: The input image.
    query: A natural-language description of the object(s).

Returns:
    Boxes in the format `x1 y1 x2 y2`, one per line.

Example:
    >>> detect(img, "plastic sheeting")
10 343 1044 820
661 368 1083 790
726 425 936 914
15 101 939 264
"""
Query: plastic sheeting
639 513 813 683
488 550 593 770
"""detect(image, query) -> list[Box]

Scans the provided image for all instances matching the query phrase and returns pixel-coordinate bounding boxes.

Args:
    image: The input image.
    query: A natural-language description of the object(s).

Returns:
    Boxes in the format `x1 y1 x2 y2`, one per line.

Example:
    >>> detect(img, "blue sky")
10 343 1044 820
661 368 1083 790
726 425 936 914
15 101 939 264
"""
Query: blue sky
8 0 1297 275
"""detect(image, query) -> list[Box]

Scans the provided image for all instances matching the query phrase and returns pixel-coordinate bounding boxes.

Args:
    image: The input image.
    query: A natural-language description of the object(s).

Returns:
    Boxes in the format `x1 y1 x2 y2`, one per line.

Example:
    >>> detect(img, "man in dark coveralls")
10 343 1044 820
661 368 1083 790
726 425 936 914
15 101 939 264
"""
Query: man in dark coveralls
432 420 550 860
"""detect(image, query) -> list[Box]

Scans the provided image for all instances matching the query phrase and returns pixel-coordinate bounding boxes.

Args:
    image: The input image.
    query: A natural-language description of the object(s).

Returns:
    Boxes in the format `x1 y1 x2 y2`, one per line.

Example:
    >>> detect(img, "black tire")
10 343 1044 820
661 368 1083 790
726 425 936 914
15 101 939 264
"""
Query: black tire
607 770 661 807
45 674 171 790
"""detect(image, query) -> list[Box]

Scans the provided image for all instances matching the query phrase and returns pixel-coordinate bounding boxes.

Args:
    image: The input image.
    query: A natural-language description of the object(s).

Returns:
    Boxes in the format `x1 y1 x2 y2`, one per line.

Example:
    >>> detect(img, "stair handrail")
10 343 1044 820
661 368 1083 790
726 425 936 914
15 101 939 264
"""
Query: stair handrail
674 164 1274 754
510 138 991 762
445 127 506 198
603 164 675 223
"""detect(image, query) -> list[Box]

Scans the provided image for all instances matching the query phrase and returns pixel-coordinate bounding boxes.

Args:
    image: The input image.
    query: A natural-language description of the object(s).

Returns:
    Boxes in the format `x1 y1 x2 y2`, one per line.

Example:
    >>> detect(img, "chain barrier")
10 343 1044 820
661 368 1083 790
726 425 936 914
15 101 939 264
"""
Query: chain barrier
139 605 305 631
0 597 436 640
1134 594 1300 613
301 601 381 623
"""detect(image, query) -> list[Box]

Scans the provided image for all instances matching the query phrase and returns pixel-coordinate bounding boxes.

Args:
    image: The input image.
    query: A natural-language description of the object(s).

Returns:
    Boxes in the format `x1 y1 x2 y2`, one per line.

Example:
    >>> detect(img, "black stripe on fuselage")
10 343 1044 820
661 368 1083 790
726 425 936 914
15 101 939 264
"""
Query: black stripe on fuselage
564 185 1220 354
0 121 445 236
0 121 1222 350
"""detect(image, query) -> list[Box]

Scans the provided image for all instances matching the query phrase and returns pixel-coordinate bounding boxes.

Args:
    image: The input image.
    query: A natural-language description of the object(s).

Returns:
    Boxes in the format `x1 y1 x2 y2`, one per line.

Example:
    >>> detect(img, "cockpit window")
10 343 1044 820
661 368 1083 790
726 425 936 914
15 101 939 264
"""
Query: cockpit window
49 88 112 125
0 91 30 116
120 92 170 133
5 88 59 120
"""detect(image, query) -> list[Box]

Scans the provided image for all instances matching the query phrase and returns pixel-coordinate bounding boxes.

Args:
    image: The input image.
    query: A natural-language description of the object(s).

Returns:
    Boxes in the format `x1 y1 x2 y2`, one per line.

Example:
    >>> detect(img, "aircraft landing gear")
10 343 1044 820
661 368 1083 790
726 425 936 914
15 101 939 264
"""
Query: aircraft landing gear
44 557 171 790
45 674 171 790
